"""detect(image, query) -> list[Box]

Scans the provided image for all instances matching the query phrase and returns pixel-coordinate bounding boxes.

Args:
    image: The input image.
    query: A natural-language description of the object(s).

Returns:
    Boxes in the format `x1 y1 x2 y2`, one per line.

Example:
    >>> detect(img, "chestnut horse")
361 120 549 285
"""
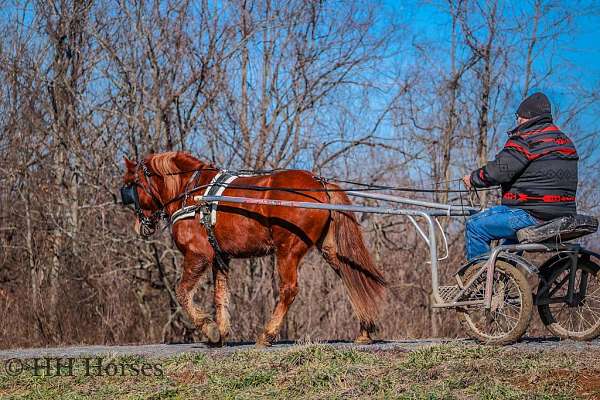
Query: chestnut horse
121 151 386 347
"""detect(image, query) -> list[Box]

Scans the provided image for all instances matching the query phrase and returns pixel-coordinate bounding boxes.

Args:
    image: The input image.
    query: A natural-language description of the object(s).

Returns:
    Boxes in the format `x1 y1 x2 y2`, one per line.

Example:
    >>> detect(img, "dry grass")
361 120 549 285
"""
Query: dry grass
1 343 600 399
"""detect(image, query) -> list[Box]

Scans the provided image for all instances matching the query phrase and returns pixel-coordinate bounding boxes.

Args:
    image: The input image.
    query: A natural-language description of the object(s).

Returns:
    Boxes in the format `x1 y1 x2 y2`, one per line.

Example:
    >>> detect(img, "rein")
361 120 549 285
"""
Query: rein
121 161 491 238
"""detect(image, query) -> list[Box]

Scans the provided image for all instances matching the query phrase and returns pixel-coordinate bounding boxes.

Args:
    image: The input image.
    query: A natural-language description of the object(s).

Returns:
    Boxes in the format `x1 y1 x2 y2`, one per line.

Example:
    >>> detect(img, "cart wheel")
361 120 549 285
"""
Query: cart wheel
459 260 533 345
537 256 600 341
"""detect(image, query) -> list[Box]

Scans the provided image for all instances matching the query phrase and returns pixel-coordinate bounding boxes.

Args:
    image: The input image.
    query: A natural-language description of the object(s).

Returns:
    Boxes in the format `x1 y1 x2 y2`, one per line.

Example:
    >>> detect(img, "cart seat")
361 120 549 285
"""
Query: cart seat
516 214 598 244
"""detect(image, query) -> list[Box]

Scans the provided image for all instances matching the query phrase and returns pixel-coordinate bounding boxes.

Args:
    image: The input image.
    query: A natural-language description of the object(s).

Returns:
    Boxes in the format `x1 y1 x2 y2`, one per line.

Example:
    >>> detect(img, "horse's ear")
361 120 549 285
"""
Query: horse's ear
123 156 136 170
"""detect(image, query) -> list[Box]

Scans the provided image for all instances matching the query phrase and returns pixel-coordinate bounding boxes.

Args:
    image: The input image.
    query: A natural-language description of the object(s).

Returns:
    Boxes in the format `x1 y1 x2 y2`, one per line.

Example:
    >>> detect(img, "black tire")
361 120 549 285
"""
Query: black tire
537 257 600 341
460 260 533 345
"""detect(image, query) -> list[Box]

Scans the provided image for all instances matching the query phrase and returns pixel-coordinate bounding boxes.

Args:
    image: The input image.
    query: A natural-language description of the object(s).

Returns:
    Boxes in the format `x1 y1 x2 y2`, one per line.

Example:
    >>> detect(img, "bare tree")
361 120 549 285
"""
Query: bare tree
0 0 598 349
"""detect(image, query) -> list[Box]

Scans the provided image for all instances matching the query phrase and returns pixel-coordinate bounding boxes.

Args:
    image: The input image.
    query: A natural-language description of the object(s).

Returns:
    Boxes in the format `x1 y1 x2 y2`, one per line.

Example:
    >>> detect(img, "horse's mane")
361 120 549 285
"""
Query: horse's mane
145 152 212 201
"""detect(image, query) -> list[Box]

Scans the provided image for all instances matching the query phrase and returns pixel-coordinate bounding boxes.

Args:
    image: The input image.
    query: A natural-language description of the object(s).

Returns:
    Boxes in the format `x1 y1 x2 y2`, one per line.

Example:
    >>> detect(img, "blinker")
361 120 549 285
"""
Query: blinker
120 184 138 206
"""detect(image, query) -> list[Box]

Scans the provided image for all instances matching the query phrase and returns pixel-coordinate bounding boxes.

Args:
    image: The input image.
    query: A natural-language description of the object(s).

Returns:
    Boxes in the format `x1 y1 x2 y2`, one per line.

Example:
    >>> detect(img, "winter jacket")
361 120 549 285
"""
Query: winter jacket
470 115 578 221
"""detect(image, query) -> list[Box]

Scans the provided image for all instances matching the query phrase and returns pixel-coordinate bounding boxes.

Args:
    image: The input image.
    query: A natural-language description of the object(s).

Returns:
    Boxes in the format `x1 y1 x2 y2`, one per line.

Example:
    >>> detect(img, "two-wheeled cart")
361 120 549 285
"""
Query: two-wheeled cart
194 191 600 344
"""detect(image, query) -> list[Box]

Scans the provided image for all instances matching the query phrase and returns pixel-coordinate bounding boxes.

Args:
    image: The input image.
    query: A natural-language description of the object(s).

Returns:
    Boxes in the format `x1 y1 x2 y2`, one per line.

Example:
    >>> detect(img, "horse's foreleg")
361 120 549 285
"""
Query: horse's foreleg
176 255 220 344
213 266 230 346
256 246 306 348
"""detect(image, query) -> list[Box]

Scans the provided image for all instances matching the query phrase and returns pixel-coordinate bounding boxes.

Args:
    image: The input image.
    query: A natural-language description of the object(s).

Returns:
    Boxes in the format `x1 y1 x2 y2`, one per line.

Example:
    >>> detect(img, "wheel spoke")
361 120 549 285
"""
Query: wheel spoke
539 261 600 337
583 303 600 324
586 285 600 297
464 266 526 340
495 309 518 323
576 307 592 330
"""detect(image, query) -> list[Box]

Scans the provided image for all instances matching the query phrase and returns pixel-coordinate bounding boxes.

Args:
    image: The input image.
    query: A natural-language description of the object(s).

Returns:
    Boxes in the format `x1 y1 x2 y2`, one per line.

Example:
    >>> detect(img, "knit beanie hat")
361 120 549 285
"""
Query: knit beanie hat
516 92 552 119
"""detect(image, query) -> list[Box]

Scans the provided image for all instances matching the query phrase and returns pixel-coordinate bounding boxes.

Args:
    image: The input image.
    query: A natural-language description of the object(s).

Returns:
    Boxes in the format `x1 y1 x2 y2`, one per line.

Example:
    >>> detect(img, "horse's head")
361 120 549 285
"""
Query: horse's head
121 156 165 238
120 152 206 238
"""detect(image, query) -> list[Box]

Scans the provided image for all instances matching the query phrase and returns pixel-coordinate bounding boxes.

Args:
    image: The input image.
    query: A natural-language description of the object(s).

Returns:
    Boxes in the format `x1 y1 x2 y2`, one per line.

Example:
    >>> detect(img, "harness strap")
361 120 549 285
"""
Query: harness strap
171 205 199 225
170 170 235 226
183 170 201 207
199 171 240 270
171 170 252 271
203 171 238 225
200 202 229 271
170 170 202 225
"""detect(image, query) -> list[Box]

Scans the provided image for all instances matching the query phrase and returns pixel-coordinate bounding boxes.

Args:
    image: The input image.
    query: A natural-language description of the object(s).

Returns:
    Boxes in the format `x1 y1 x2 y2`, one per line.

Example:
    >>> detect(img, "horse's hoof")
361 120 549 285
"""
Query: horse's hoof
354 336 373 345
255 340 272 349
215 335 229 348
203 322 221 344
256 333 273 348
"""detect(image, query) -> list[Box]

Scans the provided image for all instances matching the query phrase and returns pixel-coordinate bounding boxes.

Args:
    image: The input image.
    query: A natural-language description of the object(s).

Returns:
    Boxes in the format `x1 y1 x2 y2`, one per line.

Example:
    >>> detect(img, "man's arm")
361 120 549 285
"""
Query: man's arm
469 137 531 188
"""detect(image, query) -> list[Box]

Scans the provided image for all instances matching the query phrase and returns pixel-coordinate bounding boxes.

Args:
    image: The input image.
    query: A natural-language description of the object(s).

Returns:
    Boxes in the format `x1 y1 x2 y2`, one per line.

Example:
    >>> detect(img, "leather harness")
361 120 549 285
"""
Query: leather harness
170 170 252 271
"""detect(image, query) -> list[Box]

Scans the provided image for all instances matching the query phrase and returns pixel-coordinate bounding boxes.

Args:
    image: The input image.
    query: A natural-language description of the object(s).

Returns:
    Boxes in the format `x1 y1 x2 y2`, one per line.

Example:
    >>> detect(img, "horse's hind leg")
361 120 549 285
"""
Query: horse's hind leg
257 241 308 348
176 254 220 344
354 322 374 345
213 266 231 346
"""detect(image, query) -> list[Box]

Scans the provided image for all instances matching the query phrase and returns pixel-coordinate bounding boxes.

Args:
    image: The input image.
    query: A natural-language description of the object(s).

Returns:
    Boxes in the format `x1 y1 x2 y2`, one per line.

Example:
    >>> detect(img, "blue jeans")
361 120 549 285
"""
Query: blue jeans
465 205 539 261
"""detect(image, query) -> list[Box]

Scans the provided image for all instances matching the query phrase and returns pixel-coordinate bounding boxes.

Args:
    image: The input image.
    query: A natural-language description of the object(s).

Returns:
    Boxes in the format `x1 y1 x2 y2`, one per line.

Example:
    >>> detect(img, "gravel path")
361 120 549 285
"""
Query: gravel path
1 337 599 360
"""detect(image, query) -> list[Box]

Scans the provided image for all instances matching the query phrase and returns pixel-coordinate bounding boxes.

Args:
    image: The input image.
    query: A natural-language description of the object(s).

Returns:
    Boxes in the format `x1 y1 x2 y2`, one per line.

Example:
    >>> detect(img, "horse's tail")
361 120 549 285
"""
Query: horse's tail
322 185 386 330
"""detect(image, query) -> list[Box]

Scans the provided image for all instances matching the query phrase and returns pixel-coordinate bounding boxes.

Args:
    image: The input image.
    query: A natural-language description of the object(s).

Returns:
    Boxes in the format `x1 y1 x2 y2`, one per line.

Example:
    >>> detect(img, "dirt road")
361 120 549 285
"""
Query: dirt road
2 337 599 360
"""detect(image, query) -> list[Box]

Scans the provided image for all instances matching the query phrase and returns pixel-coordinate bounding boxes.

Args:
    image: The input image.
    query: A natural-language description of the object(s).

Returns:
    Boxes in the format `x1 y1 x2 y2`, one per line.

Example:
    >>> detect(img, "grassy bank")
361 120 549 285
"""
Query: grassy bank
1 343 599 399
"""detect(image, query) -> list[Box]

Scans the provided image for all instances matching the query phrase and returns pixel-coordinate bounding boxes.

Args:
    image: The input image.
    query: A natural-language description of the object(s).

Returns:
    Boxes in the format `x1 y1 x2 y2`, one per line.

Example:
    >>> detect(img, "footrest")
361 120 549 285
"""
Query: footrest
439 285 461 303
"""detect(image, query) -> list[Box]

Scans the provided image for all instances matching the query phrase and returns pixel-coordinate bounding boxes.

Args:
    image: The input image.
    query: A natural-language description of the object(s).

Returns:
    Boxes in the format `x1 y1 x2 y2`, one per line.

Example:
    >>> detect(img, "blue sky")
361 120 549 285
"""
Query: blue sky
4 0 597 167
379 0 600 163
394 1 600 83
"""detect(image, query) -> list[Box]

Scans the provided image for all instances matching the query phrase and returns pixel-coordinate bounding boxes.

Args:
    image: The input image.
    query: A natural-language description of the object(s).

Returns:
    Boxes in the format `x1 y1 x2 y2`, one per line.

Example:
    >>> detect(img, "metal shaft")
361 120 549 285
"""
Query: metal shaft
194 195 452 217
346 190 478 214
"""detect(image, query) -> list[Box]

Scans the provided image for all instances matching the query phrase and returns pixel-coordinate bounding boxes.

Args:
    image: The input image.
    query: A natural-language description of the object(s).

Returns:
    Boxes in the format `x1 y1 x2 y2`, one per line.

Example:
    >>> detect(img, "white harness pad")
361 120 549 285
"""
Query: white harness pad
171 170 251 227
203 171 239 226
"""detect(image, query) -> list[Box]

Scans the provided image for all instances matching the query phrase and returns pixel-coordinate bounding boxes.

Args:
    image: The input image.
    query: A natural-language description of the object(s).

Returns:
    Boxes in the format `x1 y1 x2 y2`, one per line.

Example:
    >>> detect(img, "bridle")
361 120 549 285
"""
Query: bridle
120 160 168 236
120 160 205 237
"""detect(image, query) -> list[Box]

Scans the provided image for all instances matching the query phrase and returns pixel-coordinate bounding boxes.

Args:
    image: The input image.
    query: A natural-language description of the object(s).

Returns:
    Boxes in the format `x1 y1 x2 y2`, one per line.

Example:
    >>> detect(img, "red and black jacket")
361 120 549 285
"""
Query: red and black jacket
470 115 578 221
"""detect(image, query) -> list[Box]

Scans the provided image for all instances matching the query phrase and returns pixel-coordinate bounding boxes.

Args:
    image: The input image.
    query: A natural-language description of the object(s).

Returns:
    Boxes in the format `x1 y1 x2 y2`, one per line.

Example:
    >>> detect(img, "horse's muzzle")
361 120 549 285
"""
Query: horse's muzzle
140 223 156 238
134 218 156 238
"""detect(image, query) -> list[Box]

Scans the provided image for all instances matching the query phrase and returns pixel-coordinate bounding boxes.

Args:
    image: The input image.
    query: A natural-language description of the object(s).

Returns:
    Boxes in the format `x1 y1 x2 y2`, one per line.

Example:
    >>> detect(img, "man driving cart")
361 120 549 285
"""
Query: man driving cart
462 92 578 261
